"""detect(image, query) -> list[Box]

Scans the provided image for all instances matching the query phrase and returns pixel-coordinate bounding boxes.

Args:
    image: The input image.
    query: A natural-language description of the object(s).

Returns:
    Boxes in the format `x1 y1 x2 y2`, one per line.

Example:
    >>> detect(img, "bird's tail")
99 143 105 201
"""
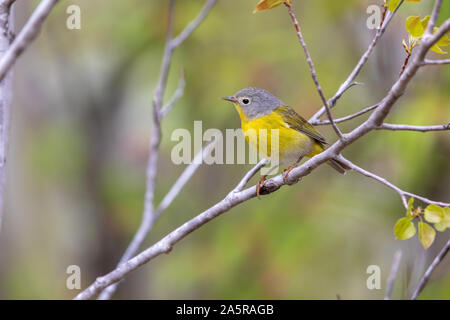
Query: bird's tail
327 157 351 174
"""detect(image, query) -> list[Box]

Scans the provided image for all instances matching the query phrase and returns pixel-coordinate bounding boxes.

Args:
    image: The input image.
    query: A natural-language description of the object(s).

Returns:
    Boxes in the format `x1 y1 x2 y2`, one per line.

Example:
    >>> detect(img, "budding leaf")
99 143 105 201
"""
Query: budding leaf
424 204 444 223
406 197 414 216
253 0 290 13
394 217 416 240
389 0 421 12
418 222 436 249
388 0 401 12
406 16 424 38
434 207 450 232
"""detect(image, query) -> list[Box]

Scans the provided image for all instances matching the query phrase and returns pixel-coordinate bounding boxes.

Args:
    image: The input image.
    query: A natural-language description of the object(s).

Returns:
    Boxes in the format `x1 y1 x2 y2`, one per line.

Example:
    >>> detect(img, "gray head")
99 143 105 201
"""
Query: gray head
222 87 284 119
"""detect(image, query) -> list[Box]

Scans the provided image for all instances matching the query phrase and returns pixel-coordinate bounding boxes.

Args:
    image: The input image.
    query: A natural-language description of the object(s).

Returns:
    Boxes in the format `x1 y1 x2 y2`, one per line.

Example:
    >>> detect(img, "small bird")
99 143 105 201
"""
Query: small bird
222 87 349 198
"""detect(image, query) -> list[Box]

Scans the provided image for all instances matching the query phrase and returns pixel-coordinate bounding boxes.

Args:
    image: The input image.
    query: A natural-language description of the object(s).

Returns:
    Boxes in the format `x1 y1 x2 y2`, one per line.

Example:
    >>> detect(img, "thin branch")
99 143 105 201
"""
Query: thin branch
422 58 450 66
284 1 344 140
337 155 450 209
155 142 216 216
75 1 449 300
424 0 442 36
97 0 217 300
0 0 15 230
0 0 59 82
160 70 186 118
312 103 378 126
411 239 450 300
232 159 268 193
97 143 215 300
385 250 402 300
309 1 404 123
170 0 217 49
376 122 450 132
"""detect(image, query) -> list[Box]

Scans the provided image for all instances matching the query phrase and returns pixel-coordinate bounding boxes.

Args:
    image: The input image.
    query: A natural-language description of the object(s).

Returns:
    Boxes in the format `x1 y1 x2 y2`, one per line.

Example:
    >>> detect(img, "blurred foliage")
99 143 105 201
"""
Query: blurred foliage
0 0 448 299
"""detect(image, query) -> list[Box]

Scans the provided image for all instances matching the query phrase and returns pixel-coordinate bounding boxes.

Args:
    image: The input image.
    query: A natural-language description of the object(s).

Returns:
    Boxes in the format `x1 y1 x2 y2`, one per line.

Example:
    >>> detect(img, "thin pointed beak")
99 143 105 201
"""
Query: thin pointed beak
222 96 237 103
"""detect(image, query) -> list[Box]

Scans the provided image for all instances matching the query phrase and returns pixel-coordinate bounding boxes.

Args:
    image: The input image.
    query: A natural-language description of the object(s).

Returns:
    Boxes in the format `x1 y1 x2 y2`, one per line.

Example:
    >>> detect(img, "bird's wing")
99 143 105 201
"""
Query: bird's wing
275 105 327 144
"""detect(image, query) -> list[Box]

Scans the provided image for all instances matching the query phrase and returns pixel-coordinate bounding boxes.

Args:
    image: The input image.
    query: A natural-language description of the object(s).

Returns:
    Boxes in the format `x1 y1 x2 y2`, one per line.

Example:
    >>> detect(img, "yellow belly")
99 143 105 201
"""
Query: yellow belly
238 109 323 165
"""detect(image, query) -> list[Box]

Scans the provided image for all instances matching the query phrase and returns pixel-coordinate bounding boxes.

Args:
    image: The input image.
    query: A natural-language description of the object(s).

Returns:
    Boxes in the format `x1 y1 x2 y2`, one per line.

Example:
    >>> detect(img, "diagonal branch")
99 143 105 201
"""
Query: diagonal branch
0 0 59 82
75 1 449 300
410 239 450 300
337 156 450 209
384 250 402 300
97 0 217 300
376 122 450 132
284 1 344 140
232 159 268 193
421 58 450 66
312 103 379 126
309 1 404 123
0 0 58 229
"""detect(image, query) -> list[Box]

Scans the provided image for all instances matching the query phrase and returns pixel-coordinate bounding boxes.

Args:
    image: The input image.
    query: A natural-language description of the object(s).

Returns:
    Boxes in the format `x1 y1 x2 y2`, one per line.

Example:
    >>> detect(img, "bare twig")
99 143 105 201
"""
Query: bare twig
399 51 412 77
424 0 442 37
411 239 450 300
0 0 58 228
422 58 450 66
284 1 344 140
155 142 216 217
385 250 402 300
0 0 15 230
170 0 217 49
337 155 450 209
97 0 217 300
376 123 450 132
97 143 215 299
232 159 268 193
312 103 379 126
75 1 449 300
0 0 59 82
160 70 186 118
309 1 404 123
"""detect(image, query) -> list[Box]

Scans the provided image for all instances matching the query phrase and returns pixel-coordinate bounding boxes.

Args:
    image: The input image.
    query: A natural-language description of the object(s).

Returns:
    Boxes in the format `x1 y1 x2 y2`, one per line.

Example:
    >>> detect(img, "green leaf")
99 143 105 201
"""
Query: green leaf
418 222 436 249
424 204 444 223
394 217 416 240
389 0 421 12
434 207 450 232
406 197 414 216
253 0 289 13
388 0 401 12
406 16 425 38
420 16 430 31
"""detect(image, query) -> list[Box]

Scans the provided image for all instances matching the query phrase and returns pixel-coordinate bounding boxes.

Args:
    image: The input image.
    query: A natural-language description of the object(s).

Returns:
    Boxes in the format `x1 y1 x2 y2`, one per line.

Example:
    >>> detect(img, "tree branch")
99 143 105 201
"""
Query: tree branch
376 122 450 132
0 0 59 82
0 0 58 229
309 1 404 123
232 159 268 193
411 239 450 300
96 0 217 300
422 58 450 66
385 250 402 300
75 1 449 300
312 103 379 126
284 1 344 140
337 156 450 209
0 0 14 230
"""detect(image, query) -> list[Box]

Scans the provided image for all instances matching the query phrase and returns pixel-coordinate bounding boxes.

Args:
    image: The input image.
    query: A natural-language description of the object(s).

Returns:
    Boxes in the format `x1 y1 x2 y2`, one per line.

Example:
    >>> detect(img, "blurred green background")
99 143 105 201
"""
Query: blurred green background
0 0 449 299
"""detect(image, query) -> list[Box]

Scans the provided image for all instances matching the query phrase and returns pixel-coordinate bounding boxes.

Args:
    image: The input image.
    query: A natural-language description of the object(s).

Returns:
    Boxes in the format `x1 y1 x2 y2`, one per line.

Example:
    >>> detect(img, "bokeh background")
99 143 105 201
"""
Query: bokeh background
0 0 449 299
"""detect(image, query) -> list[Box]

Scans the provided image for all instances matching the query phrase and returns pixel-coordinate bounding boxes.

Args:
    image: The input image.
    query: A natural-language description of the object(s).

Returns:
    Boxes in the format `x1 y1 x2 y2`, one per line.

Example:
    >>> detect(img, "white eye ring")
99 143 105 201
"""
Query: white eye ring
240 97 251 105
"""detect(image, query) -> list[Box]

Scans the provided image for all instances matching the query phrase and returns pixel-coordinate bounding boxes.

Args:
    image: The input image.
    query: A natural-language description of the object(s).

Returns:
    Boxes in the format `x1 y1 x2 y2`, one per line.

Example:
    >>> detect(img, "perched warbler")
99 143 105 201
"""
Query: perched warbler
222 87 349 198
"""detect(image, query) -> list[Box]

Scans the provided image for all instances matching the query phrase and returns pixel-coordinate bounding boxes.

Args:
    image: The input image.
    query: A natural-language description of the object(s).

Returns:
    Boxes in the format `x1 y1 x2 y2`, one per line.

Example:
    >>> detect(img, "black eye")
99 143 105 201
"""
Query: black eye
242 98 250 105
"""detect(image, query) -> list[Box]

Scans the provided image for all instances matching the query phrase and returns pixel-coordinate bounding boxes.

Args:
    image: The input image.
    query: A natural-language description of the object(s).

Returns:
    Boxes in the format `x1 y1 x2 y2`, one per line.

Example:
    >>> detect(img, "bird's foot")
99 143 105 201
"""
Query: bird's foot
256 175 267 200
282 166 296 183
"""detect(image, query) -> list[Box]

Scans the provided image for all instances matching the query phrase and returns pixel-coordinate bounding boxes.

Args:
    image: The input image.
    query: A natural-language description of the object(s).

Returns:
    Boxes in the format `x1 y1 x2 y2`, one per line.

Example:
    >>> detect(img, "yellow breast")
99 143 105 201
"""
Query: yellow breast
234 103 323 164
